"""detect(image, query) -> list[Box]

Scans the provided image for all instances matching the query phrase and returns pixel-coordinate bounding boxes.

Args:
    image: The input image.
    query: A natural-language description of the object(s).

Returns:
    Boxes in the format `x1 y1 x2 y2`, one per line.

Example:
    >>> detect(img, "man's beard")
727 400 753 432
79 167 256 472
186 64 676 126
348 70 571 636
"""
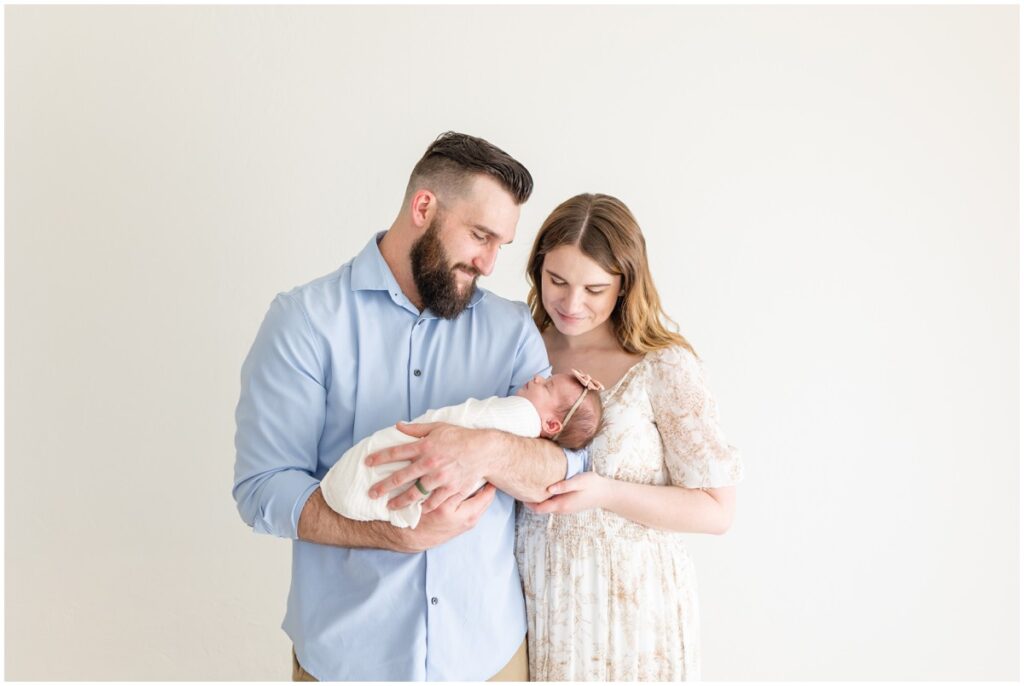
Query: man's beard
410 217 479 320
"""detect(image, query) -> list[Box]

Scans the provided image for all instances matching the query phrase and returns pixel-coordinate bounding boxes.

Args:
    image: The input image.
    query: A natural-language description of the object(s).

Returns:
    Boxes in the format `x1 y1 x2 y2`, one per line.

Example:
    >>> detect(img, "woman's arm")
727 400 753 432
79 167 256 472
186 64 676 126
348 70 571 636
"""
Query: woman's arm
524 472 736 535
526 347 744 532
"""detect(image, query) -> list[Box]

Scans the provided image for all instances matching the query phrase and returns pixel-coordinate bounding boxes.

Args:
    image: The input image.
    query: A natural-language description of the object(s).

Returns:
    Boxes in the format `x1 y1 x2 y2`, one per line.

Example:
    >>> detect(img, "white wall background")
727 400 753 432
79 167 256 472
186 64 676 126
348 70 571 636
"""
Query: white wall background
5 4 1018 681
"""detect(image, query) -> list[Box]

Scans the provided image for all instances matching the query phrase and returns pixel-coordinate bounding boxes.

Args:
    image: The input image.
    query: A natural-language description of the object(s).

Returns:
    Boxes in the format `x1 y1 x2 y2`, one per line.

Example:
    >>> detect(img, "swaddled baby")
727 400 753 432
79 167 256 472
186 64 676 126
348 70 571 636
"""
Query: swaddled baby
320 369 604 528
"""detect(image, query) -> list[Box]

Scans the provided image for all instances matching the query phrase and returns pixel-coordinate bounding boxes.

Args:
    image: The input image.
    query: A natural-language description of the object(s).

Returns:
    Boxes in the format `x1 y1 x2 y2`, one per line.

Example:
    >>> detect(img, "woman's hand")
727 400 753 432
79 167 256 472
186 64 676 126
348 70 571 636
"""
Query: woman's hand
523 471 613 515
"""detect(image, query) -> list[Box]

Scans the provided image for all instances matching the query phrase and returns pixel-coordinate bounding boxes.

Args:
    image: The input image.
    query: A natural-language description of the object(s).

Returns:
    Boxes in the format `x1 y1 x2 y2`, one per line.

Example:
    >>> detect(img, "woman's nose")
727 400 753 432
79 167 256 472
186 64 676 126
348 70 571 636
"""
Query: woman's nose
565 288 585 312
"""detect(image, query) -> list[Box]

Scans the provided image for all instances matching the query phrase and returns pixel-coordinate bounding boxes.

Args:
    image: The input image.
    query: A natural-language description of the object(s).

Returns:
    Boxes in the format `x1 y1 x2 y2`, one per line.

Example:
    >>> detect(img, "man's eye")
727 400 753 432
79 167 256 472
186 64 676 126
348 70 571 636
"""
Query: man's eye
472 232 487 243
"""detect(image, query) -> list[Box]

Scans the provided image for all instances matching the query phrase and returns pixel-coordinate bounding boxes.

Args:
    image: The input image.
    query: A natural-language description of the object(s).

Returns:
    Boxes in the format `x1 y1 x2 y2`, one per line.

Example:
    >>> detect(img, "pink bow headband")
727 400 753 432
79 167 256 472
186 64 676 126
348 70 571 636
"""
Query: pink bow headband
553 369 605 439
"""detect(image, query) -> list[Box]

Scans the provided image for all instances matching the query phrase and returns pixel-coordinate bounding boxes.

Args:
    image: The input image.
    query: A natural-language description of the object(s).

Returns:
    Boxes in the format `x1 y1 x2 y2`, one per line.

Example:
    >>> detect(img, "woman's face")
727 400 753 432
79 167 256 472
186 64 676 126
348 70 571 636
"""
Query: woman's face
540 244 622 338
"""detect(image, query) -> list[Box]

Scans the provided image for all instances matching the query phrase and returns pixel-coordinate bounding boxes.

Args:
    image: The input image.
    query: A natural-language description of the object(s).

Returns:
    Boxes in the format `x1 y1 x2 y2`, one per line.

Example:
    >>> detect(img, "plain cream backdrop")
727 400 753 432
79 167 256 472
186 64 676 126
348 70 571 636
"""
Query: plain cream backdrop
5 4 1018 681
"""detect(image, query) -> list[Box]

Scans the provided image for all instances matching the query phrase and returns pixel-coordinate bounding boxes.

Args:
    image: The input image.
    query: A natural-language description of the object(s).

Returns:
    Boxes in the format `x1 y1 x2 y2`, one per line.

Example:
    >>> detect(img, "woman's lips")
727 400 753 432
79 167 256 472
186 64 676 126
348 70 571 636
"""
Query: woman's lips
557 311 585 323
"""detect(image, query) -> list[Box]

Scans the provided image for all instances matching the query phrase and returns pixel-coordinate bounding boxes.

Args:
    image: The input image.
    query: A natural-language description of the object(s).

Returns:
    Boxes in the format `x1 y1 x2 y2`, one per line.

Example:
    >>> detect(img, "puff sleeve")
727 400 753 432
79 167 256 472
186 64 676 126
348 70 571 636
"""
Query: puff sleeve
647 345 744 489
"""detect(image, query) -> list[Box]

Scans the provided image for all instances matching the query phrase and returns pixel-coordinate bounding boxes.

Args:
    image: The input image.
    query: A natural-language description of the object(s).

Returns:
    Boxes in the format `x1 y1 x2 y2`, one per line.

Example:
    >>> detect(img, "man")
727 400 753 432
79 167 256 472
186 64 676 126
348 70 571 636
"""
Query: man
233 132 585 681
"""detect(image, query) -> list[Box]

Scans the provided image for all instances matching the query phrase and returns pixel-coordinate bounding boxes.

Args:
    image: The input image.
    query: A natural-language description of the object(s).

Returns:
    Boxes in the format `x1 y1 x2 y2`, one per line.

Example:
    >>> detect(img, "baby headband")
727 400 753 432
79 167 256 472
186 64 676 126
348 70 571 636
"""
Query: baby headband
554 368 605 439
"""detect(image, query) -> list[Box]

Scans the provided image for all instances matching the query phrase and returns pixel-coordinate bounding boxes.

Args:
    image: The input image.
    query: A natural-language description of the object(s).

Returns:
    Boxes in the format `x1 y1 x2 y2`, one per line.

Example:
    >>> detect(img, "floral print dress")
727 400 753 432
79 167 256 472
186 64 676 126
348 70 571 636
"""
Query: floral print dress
516 345 744 681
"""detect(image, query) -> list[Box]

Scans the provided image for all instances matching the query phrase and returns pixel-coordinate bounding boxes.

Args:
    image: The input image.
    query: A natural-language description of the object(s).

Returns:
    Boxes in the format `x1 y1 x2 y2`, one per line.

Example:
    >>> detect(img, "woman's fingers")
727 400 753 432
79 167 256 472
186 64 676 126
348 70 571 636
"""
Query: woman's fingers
547 479 580 495
526 495 568 514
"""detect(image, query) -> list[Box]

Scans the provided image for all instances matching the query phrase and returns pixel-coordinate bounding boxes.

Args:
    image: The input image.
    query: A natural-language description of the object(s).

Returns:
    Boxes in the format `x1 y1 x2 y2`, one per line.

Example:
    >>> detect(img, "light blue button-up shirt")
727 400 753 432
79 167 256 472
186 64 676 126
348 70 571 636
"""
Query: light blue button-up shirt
233 232 585 681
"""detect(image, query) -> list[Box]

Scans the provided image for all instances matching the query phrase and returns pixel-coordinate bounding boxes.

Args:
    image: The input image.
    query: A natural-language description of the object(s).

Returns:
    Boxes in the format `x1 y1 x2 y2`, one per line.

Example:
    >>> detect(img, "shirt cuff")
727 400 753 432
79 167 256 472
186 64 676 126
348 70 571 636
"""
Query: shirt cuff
562 446 588 480
251 469 320 539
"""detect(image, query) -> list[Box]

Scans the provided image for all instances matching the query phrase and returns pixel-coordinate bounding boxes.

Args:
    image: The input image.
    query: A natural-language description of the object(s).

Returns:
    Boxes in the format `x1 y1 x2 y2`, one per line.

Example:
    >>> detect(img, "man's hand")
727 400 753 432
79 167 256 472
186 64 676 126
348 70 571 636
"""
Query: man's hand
297 484 497 553
523 472 612 515
366 422 494 514
391 484 497 552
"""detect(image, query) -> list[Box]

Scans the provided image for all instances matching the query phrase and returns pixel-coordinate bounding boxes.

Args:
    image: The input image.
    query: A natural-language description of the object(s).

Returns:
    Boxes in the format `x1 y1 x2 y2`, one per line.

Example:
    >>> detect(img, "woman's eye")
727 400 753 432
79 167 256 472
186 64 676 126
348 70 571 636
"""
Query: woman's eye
550 278 567 286
586 288 607 295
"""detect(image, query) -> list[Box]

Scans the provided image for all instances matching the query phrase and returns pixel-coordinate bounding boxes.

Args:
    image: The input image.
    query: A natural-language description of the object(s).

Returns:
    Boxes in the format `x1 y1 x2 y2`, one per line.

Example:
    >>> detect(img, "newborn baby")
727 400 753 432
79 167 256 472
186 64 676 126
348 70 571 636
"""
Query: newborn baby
320 369 604 529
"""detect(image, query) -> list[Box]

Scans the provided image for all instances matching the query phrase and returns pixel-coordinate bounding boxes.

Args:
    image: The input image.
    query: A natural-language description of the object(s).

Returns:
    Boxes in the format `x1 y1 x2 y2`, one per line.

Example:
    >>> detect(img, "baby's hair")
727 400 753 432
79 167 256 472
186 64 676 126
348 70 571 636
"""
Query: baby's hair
554 380 604 450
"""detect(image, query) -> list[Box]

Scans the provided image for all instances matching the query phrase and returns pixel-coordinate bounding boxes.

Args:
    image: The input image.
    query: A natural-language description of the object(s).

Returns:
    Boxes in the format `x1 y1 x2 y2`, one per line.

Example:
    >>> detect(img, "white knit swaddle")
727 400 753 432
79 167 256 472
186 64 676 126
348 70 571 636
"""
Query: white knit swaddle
321 395 542 528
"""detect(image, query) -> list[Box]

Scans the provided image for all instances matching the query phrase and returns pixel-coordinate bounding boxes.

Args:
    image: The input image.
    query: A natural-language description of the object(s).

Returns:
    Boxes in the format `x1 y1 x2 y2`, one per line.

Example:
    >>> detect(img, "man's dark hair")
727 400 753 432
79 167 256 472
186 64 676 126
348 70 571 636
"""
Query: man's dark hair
405 131 533 205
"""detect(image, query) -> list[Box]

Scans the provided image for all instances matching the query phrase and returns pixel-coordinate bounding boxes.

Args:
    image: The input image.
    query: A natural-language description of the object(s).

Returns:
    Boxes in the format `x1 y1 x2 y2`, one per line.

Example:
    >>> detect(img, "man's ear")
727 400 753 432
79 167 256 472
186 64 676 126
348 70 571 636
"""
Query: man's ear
544 418 563 437
409 189 437 229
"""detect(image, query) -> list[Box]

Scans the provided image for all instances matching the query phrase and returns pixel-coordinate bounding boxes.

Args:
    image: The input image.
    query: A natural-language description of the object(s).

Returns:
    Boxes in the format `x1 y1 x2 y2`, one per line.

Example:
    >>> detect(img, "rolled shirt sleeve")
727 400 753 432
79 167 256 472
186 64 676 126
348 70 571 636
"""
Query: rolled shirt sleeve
233 293 327 539
562 446 588 479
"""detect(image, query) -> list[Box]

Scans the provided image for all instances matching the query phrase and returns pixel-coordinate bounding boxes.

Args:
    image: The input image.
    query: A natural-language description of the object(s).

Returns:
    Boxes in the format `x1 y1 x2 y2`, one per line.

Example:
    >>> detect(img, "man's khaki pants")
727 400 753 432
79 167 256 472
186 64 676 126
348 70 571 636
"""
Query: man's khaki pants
292 640 528 682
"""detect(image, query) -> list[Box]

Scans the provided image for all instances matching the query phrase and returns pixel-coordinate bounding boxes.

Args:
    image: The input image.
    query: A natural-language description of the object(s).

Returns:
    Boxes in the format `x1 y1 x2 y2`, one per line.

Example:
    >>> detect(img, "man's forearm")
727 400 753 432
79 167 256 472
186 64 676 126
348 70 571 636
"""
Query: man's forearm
483 431 566 502
297 488 413 552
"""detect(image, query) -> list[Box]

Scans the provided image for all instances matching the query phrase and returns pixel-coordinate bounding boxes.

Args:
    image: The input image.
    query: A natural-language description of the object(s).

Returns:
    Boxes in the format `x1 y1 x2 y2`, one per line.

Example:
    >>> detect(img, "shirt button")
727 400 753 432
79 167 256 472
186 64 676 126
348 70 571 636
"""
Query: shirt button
431 597 438 605
414 369 422 377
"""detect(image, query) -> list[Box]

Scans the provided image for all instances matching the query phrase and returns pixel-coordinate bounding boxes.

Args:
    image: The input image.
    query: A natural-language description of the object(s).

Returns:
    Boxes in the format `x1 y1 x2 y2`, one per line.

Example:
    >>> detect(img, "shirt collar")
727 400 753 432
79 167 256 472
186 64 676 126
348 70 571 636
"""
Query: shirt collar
350 231 486 315
351 232 399 292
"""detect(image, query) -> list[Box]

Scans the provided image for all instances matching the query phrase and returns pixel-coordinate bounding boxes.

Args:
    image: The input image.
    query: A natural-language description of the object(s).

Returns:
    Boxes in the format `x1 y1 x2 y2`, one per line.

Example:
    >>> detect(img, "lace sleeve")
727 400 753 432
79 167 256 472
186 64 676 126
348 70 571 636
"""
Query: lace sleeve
648 345 744 489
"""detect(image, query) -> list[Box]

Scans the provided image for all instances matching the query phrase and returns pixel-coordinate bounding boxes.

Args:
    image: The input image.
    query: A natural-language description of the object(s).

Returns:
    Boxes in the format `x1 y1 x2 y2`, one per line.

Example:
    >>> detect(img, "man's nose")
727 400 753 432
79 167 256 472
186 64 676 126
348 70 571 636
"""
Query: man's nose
473 245 500 277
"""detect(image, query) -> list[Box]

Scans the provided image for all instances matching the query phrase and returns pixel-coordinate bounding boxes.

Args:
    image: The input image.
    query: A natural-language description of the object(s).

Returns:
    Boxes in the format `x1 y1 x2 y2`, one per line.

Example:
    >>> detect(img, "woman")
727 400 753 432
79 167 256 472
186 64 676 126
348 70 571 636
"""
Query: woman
515 193 744 681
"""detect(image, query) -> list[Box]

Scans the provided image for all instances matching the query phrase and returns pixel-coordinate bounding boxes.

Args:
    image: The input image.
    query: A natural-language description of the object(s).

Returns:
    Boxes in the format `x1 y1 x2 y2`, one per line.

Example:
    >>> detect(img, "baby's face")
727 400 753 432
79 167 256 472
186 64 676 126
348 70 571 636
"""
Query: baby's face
515 373 582 436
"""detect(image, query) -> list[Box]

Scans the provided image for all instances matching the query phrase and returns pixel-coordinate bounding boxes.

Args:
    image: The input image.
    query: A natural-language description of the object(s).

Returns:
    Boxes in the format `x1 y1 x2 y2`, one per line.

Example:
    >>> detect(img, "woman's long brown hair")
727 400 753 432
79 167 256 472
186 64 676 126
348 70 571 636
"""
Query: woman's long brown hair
526 193 695 356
